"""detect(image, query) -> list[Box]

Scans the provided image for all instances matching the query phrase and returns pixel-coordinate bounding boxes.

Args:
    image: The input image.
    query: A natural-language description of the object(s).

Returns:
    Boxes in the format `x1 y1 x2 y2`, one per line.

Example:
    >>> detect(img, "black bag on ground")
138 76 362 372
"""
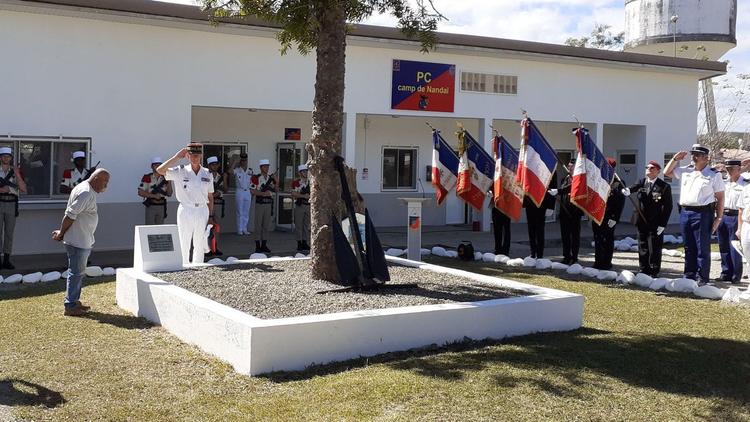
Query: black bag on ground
457 241 474 261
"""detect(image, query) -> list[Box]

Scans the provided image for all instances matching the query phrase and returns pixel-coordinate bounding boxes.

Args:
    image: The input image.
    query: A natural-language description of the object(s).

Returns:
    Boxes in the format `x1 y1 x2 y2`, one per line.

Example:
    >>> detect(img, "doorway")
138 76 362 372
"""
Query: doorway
276 142 308 229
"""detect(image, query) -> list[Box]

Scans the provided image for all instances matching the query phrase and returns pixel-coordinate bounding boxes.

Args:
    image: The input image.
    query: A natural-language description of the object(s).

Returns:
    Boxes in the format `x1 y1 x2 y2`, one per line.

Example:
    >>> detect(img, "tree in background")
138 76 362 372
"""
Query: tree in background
565 24 624 50
199 0 444 281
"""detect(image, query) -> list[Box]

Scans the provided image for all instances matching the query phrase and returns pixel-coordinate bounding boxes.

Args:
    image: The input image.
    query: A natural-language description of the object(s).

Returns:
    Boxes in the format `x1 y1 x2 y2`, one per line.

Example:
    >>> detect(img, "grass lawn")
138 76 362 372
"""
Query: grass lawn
1 261 749 421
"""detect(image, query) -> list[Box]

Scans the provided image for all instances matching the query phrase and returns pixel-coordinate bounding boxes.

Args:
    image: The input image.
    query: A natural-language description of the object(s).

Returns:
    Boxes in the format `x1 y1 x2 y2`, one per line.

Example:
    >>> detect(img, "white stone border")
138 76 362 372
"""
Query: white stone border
116 255 584 375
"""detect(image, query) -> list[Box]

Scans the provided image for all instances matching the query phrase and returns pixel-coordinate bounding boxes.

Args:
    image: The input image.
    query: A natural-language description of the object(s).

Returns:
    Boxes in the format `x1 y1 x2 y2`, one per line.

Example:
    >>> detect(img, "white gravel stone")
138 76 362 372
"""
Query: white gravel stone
615 242 631 252
22 272 43 284
597 270 618 281
226 256 240 262
634 273 654 288
420 248 431 256
482 253 496 262
294 253 306 259
473 252 483 261
694 285 725 300
385 248 405 257
522 257 537 267
207 258 225 265
42 272 61 282
102 267 116 276
4 274 22 284
60 270 70 279
535 259 552 270
506 258 525 267
649 278 668 291
618 270 636 284
581 267 600 278
85 266 103 277
494 254 510 264
566 263 583 275
550 262 569 270
431 246 447 257
158 261 525 319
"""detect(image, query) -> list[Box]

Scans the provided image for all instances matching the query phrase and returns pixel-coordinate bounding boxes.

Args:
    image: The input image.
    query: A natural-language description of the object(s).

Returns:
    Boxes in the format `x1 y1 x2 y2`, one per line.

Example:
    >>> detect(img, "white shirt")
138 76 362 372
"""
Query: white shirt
165 165 214 207
63 181 98 249
741 184 750 223
724 177 747 210
233 167 253 191
672 166 725 207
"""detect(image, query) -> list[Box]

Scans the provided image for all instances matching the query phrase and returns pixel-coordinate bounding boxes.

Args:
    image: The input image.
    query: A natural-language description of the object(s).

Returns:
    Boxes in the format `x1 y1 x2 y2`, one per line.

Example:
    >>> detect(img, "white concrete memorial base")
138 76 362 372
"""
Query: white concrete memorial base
116 256 583 376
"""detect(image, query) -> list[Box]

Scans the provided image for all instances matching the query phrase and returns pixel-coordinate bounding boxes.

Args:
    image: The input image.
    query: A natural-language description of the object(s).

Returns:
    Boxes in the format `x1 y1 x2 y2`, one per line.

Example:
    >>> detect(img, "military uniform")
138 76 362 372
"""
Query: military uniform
523 175 556 259
558 173 584 265
60 151 90 194
251 159 276 253
491 207 511 256
629 172 673 276
717 160 746 282
671 145 725 283
592 163 625 271
0 146 23 269
233 158 253 235
291 164 311 251
139 168 170 225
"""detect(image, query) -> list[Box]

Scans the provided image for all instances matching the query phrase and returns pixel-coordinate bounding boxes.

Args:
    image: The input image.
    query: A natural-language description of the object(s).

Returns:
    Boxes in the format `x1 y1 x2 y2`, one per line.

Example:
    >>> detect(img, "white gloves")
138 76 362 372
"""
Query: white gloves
656 226 664 235
607 219 616 228
545 209 554 217
621 188 631 197
548 189 559 196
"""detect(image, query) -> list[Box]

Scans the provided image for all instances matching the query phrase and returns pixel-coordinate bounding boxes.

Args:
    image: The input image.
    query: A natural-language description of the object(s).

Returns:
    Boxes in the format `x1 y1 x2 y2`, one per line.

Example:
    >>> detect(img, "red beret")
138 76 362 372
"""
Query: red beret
647 160 661 170
607 157 616 168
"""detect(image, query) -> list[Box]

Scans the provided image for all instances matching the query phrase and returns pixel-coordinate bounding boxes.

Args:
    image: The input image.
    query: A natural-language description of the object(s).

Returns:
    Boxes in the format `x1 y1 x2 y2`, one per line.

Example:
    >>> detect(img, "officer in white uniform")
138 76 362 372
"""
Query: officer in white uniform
665 144 725 284
60 151 89 194
716 159 746 282
233 152 253 235
0 146 27 269
157 143 214 265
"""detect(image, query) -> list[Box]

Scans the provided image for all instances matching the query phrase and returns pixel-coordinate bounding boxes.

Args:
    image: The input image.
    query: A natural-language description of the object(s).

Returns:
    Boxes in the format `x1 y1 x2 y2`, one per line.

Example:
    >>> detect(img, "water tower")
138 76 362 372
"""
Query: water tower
624 0 737 134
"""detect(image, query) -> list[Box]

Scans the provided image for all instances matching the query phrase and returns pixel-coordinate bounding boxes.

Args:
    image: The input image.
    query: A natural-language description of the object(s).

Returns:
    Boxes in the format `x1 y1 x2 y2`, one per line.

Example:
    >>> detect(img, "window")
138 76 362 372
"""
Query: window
461 72 518 95
664 152 676 183
382 147 417 190
0 136 90 200
202 143 247 190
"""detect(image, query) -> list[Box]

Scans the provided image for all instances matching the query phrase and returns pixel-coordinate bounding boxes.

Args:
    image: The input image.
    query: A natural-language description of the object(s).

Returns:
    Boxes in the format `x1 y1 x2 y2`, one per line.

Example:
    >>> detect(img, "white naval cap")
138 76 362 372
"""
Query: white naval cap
259 159 270 166
151 157 163 164
298 164 308 171
72 151 86 159
207 156 219 164
0 147 12 156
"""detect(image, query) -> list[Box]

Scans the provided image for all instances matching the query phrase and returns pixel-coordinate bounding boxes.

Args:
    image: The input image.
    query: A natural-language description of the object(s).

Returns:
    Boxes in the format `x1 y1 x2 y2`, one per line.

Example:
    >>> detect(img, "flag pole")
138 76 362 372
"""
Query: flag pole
614 171 649 225
522 111 571 176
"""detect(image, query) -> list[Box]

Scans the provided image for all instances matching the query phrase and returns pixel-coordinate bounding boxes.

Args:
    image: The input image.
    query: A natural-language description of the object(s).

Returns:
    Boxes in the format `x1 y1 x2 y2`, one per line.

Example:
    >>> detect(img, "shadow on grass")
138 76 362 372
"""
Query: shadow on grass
83 311 153 330
0 277 113 302
0 379 66 408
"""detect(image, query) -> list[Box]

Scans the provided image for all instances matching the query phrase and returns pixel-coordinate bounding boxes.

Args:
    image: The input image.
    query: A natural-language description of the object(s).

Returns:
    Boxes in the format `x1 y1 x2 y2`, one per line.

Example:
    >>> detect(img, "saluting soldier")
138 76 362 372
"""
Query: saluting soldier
291 164 311 252
716 159 746 282
251 159 277 253
550 159 583 265
233 153 253 235
60 151 90 194
592 157 626 271
0 146 27 269
623 160 673 277
157 143 215 265
664 144 725 284
523 175 557 259
138 157 173 225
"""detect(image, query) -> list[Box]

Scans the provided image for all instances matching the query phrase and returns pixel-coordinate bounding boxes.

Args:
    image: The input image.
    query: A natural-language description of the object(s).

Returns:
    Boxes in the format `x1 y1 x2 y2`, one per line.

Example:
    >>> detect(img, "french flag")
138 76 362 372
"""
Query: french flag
570 127 615 225
456 130 494 211
493 136 524 221
431 131 459 205
516 118 558 207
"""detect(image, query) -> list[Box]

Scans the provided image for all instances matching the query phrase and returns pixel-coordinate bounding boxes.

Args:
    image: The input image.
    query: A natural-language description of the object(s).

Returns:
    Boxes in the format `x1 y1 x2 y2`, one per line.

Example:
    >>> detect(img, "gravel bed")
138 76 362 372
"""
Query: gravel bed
157 260 526 319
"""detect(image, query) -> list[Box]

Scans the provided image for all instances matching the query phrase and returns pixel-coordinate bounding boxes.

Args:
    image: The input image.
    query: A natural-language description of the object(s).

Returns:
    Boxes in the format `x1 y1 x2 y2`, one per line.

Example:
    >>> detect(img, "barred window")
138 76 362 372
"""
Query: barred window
461 72 518 95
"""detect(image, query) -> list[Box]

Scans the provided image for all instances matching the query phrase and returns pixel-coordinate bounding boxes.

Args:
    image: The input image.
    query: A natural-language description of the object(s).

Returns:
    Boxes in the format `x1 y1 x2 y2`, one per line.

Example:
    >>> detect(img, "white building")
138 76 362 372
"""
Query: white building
0 0 725 254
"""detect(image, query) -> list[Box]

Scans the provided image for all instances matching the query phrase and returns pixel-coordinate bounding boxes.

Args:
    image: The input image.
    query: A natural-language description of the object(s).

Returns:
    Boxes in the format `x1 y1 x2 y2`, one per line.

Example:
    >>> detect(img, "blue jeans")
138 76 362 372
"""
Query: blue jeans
680 208 713 282
717 213 742 281
64 244 91 309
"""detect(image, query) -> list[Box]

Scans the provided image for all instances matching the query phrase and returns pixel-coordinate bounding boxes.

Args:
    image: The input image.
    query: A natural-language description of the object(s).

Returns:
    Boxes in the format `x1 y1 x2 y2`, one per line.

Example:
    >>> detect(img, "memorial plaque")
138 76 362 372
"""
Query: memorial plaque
147 234 174 253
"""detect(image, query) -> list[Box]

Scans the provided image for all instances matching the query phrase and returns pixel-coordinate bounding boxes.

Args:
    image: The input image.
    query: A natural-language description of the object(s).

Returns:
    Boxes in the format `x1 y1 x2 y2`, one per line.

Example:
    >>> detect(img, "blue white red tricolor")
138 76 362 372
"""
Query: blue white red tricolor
492 136 524 221
431 131 459 205
516 118 558 207
570 127 615 225
456 129 494 211
391 60 455 112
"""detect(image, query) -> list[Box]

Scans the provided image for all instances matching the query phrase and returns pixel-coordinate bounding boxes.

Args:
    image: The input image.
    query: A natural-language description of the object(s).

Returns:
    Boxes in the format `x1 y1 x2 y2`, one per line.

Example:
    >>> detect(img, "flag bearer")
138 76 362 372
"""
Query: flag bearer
523 175 556 259
550 159 583 265
157 143 214 265
716 159 745 282
138 157 172 225
664 145 725 284
623 160 673 277
0 146 27 269
251 159 277 253
291 164 311 252
592 158 626 271
233 153 253 235
491 206 511 256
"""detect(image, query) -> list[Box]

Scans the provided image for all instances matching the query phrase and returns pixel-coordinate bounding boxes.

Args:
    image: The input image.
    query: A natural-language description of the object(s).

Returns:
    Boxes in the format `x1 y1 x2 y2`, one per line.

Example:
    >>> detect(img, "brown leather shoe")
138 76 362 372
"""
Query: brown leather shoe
63 305 87 317
76 301 91 311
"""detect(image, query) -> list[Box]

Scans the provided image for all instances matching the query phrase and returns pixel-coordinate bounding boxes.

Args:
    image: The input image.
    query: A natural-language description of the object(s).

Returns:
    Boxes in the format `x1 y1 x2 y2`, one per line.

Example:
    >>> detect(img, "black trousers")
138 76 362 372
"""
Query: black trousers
592 222 616 270
637 227 664 276
559 212 581 263
492 208 511 255
526 206 547 258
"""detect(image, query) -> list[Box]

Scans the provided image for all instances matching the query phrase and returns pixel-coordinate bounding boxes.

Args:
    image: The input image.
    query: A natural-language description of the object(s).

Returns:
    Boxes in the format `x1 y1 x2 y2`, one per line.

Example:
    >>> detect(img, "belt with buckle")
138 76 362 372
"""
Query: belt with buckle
682 204 714 212
724 209 739 216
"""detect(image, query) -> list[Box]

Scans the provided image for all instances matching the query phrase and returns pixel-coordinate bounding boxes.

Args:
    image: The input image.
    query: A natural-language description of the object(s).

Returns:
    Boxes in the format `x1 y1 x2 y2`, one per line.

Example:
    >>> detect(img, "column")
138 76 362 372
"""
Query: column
343 112 357 166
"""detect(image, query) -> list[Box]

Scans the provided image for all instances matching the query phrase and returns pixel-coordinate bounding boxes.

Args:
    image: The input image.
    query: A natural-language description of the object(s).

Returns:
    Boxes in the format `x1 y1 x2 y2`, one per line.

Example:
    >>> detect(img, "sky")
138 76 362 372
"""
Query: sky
163 0 748 133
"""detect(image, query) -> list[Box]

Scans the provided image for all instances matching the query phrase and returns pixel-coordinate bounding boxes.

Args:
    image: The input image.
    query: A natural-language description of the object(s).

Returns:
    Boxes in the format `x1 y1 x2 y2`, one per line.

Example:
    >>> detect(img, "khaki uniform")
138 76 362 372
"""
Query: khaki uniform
292 177 310 242
139 173 169 225
251 173 275 241
0 167 19 254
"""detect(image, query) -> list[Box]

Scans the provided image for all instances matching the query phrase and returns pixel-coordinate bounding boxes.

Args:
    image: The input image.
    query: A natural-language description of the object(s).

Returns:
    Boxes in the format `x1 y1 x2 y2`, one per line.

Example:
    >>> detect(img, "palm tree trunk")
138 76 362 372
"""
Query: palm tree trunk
308 4 347 281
